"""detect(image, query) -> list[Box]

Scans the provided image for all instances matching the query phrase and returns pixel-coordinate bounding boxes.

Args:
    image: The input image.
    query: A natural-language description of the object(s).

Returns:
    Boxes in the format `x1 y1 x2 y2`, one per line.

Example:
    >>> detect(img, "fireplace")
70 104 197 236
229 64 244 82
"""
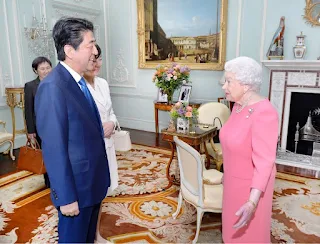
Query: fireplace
282 89 320 155
267 65 320 171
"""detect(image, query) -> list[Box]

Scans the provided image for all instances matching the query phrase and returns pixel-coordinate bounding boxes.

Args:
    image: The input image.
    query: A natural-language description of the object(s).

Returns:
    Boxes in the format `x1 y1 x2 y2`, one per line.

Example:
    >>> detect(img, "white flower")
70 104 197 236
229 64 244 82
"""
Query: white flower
166 77 171 81
140 200 172 217
173 76 177 80
182 80 187 84
155 78 159 83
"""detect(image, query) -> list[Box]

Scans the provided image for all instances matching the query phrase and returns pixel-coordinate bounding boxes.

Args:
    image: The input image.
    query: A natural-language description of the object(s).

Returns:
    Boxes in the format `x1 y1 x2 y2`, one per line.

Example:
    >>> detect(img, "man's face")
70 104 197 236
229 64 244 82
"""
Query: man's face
72 31 97 74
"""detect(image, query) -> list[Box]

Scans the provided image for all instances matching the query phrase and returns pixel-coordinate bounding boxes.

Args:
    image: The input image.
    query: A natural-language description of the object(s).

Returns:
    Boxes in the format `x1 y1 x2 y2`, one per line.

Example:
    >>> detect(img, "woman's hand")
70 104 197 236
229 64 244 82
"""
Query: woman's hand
103 122 115 138
233 200 256 229
27 133 36 140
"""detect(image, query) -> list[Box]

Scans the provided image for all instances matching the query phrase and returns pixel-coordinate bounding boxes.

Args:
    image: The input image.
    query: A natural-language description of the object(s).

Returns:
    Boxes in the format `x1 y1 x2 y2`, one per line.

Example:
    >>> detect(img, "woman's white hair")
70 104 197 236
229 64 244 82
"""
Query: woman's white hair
224 56 262 91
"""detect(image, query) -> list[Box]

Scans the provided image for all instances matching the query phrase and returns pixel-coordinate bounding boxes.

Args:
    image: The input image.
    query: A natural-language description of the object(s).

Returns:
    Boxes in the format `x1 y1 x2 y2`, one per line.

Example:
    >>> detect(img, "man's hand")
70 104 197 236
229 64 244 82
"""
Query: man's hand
60 201 80 217
103 121 115 138
27 133 36 140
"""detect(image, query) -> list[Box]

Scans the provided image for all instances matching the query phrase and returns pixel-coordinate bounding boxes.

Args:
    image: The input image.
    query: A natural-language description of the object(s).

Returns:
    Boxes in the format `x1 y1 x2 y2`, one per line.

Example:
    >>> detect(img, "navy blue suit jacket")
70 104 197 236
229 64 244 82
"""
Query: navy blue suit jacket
35 63 110 208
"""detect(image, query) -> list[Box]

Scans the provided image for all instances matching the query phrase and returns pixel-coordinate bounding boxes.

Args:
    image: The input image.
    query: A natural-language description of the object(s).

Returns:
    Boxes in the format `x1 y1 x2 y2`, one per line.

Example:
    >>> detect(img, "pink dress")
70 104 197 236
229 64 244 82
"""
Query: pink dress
219 99 278 243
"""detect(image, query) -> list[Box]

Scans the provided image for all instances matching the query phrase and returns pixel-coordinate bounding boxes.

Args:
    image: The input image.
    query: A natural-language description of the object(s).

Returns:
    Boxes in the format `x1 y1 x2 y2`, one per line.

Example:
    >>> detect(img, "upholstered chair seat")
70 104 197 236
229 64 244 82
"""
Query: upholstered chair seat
0 120 15 160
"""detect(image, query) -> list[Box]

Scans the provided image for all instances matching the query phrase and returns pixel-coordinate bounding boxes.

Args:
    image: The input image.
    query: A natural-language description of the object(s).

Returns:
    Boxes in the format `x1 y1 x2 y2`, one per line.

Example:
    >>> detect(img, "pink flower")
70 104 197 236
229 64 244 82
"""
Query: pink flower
175 102 182 108
186 106 192 112
185 112 192 117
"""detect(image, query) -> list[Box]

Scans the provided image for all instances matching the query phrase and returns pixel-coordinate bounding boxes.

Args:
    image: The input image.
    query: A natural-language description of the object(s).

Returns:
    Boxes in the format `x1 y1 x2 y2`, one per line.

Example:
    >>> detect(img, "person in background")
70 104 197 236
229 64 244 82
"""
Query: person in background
35 17 110 243
219 56 278 243
84 44 119 195
24 56 52 188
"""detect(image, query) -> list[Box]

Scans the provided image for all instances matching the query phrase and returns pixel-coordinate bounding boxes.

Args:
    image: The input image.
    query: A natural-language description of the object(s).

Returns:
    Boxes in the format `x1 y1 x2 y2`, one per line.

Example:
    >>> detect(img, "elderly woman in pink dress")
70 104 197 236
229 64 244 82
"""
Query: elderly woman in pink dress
84 44 119 195
219 56 278 243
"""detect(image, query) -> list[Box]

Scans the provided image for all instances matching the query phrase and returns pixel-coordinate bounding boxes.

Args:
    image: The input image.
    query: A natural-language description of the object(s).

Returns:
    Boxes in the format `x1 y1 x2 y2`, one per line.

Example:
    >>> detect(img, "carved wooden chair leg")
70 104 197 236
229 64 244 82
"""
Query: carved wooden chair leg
9 141 15 161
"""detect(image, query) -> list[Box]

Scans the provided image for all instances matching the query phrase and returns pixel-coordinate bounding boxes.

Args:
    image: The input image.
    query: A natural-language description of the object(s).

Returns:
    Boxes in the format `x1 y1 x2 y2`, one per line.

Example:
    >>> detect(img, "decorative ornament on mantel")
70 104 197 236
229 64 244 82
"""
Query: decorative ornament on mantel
266 16 285 60
293 32 306 59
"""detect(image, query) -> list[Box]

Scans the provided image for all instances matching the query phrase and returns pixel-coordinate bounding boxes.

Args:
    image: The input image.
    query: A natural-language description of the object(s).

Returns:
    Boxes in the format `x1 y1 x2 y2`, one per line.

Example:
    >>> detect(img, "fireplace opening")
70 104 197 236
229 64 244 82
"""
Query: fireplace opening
286 92 320 155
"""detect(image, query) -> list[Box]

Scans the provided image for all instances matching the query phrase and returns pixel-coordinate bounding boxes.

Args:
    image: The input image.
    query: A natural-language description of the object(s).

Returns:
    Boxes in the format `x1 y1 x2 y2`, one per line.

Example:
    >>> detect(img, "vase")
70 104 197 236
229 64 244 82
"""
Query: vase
166 91 174 105
176 117 189 133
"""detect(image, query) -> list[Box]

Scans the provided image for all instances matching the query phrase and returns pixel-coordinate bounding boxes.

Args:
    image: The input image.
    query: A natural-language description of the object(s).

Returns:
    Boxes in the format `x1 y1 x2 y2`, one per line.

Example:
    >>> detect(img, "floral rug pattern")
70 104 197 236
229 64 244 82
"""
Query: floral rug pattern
0 145 320 243
271 173 320 243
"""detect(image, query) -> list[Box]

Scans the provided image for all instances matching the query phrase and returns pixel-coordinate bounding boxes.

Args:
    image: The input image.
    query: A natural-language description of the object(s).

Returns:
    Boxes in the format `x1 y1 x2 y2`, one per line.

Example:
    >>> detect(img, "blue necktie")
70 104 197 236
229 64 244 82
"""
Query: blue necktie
79 78 103 137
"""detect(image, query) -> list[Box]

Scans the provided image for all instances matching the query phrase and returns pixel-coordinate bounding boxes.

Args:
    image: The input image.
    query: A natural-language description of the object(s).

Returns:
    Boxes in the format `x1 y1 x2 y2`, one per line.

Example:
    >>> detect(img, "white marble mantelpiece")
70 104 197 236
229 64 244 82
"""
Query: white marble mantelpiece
262 60 320 70
263 60 320 172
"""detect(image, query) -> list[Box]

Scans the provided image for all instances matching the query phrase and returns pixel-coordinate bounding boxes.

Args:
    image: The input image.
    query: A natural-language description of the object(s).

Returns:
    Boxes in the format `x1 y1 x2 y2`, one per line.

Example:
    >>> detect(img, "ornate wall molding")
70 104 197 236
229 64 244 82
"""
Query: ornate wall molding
236 0 243 57
111 49 129 84
74 0 93 2
54 8 99 22
12 0 25 86
2 0 14 90
106 0 136 88
260 0 268 61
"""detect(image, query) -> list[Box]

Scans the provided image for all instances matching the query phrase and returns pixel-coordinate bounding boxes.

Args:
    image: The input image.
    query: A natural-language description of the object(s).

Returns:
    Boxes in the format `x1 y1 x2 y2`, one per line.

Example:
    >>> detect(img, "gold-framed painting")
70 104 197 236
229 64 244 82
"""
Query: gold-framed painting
137 0 228 70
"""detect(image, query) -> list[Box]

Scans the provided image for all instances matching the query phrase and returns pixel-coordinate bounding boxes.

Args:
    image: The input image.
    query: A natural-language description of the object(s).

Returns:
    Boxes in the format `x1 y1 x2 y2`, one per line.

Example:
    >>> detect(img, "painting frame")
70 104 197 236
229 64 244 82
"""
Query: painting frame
137 0 228 70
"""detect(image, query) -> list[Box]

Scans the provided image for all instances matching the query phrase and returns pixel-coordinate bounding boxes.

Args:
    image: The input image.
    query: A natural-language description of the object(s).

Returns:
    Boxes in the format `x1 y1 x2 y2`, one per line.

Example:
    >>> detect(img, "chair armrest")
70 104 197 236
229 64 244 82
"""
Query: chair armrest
200 154 207 169
0 120 7 132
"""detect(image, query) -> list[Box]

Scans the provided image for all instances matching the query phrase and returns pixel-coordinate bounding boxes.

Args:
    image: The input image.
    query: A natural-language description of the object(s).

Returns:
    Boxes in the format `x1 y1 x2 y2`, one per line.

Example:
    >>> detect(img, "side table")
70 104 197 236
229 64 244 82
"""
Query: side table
161 124 217 189
5 87 26 148
154 101 201 134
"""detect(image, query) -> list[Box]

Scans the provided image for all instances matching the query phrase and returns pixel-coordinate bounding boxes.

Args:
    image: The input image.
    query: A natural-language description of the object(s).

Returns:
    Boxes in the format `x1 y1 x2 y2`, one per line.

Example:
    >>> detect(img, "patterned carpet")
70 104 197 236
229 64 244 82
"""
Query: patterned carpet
0 144 319 243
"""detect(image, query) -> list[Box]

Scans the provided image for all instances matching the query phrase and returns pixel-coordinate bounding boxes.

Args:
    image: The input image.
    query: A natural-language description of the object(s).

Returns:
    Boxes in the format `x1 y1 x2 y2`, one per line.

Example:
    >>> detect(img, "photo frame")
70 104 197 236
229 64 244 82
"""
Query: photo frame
178 85 192 103
137 0 228 70
157 88 168 102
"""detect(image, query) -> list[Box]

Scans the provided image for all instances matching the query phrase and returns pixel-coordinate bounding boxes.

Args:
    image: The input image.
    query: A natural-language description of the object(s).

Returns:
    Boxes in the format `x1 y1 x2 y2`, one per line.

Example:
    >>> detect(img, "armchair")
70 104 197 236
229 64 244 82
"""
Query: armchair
197 102 230 171
0 120 15 160
172 136 223 244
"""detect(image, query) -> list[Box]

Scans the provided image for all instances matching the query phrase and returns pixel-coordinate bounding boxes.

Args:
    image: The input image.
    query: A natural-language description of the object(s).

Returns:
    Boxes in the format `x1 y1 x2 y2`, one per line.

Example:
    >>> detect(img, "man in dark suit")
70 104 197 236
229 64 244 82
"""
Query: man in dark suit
35 17 110 243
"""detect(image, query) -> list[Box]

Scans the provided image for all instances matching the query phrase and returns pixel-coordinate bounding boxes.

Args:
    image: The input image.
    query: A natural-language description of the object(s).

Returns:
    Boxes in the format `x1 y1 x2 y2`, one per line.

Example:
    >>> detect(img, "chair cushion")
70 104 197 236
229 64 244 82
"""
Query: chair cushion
203 169 223 185
181 183 223 211
205 142 222 158
0 132 13 143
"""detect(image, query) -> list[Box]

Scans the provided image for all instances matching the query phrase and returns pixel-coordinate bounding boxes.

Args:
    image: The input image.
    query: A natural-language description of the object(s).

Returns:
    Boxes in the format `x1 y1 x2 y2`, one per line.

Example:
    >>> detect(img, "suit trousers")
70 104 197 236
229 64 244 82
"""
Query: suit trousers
58 203 101 243
36 135 50 188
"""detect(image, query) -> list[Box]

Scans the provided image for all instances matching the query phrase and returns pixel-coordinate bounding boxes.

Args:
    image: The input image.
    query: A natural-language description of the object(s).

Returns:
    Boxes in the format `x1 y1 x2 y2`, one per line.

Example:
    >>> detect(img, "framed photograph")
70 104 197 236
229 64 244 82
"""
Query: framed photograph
178 85 192 103
137 0 228 70
157 88 168 102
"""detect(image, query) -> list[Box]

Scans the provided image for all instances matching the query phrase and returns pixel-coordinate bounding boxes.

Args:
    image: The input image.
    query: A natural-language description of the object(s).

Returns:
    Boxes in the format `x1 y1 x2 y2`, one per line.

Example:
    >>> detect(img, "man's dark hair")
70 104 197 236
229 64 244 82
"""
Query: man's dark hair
32 56 52 74
95 44 101 59
52 17 94 61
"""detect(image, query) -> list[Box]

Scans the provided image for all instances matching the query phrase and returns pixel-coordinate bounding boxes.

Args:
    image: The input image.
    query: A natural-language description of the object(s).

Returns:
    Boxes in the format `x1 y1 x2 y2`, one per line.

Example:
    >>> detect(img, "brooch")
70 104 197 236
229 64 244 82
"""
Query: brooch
246 108 254 119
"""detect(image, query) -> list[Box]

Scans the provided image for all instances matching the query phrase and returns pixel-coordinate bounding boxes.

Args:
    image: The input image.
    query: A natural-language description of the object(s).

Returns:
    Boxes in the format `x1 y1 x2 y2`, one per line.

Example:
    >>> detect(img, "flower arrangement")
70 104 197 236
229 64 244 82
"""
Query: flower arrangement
170 102 199 120
152 63 191 103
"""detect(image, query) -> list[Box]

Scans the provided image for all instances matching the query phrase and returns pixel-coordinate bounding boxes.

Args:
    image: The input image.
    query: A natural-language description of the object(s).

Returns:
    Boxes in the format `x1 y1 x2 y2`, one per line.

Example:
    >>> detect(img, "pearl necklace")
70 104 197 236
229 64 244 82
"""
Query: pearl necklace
235 93 253 114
